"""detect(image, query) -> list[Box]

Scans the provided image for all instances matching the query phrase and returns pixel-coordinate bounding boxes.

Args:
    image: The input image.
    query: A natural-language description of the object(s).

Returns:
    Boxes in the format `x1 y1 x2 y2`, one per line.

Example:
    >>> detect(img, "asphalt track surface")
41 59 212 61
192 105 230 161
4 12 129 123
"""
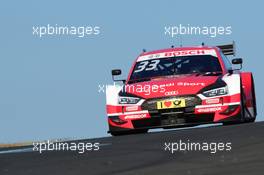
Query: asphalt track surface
1 122 264 175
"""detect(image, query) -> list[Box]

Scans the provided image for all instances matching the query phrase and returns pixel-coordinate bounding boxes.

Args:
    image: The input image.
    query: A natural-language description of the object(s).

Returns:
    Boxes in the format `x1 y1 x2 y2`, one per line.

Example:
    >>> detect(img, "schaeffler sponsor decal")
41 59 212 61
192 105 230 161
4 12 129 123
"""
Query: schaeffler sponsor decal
177 82 205 86
197 107 222 113
138 49 216 61
124 113 147 119
164 82 205 87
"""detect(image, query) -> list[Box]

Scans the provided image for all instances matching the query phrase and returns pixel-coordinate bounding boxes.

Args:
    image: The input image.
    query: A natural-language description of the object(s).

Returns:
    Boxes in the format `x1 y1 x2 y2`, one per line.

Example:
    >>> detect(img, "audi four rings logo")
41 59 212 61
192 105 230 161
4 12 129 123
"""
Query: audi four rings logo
165 91 179 96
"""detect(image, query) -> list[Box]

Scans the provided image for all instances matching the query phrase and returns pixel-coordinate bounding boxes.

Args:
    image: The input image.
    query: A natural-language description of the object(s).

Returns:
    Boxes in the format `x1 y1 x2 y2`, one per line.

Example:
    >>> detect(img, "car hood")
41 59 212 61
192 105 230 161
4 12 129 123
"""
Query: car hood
124 74 219 99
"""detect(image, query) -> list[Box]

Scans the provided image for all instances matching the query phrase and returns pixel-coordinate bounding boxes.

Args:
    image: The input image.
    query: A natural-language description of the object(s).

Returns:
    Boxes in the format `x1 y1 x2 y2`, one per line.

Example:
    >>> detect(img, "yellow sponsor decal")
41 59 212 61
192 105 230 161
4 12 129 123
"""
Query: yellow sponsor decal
157 99 186 109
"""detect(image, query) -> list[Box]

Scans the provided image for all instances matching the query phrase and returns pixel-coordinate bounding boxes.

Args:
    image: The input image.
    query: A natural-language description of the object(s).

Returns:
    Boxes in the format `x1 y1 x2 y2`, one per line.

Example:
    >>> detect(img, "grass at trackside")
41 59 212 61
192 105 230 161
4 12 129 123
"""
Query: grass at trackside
0 138 73 148
0 142 32 148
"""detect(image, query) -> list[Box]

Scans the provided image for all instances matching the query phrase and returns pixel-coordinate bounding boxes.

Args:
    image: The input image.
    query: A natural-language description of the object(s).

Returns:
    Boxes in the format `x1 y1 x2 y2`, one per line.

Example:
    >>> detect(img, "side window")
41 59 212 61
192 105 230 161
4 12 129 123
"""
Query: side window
220 51 232 71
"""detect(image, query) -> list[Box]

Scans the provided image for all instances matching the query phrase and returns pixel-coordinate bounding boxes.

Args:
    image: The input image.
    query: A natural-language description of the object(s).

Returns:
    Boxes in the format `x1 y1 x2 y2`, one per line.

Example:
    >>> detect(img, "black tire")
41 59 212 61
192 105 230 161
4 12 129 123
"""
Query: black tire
223 86 246 125
247 77 257 122
239 86 257 123
239 91 247 123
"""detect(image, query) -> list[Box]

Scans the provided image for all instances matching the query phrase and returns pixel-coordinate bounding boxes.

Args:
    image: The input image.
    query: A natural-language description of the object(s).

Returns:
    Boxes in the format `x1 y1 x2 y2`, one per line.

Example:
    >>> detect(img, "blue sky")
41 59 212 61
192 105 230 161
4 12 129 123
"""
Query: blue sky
0 0 263 142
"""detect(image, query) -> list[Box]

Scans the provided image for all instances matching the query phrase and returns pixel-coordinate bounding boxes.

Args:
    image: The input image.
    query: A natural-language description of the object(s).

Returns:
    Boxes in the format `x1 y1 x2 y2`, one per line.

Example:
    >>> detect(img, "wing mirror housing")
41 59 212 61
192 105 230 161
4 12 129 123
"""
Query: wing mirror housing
112 69 122 76
232 58 243 65
111 69 126 83
231 58 243 70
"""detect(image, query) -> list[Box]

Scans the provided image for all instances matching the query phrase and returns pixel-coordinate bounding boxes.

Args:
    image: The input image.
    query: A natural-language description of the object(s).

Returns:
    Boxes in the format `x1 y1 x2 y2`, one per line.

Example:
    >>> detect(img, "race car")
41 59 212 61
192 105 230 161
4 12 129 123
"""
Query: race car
106 42 257 136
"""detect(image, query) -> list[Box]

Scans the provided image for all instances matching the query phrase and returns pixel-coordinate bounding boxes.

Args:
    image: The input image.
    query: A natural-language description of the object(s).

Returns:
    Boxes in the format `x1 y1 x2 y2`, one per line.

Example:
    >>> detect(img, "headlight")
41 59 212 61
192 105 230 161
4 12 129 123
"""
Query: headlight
118 96 141 104
202 86 228 97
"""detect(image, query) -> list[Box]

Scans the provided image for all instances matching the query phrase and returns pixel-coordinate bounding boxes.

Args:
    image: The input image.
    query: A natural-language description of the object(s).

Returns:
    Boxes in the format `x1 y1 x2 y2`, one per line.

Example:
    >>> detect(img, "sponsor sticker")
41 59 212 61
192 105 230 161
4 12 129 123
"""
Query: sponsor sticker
205 98 220 104
125 106 139 112
157 99 186 109
138 49 216 62
124 113 147 119
196 107 222 113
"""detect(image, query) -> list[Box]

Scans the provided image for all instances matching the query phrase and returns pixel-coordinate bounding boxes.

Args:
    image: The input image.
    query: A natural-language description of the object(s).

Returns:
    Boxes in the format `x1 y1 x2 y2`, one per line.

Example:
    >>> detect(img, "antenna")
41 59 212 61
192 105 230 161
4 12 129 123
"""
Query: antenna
179 35 183 47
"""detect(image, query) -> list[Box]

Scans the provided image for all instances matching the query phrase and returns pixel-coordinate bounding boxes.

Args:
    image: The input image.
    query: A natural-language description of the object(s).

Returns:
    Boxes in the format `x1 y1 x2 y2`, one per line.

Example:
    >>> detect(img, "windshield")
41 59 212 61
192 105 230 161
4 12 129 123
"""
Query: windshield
129 55 222 82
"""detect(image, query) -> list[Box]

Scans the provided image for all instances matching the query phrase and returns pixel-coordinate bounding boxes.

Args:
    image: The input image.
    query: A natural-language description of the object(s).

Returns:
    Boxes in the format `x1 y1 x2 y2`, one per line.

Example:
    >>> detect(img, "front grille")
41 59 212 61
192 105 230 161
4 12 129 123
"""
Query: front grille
132 114 214 129
141 95 202 111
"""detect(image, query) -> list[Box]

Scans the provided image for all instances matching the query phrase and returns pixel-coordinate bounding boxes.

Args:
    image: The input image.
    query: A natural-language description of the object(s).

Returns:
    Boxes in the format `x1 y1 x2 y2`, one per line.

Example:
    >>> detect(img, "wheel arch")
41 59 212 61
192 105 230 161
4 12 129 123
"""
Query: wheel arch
240 72 257 115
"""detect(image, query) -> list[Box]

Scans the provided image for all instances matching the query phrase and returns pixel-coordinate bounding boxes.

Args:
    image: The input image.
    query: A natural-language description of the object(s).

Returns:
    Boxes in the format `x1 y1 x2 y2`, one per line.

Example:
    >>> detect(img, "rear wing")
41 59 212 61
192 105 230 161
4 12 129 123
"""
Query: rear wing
216 41 235 56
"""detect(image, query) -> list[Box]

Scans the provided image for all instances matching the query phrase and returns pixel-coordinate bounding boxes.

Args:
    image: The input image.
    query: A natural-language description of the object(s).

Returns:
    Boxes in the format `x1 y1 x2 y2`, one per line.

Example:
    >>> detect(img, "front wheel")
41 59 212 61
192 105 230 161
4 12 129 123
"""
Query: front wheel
247 77 257 122
222 88 247 125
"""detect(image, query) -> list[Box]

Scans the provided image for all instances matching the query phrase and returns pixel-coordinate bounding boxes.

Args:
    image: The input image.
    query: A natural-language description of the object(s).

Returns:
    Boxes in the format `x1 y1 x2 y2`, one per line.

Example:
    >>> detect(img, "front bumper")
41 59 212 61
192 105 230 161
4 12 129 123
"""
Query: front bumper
107 94 242 131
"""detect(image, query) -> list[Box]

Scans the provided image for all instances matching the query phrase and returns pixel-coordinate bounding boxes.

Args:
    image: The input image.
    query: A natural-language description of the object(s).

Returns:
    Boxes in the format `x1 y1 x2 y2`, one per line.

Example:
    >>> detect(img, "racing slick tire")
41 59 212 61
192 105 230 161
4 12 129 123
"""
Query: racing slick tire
247 78 257 122
223 83 256 125
222 89 246 125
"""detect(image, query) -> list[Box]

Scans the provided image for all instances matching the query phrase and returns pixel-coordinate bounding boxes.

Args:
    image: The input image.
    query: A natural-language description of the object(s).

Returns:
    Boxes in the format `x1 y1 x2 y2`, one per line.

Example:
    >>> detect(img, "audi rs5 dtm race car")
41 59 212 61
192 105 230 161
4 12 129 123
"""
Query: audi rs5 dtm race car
106 42 257 136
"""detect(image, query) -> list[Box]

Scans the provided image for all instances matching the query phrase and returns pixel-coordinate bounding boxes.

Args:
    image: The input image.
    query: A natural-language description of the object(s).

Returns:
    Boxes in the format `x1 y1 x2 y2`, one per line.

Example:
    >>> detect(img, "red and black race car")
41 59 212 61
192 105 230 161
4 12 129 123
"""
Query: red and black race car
106 42 257 136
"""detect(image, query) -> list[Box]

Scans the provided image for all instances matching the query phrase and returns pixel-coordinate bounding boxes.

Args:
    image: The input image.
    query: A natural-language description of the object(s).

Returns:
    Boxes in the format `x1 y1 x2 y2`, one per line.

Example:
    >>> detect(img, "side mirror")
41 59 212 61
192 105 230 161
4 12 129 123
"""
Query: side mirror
111 69 125 83
231 58 243 70
232 58 243 65
111 69 122 76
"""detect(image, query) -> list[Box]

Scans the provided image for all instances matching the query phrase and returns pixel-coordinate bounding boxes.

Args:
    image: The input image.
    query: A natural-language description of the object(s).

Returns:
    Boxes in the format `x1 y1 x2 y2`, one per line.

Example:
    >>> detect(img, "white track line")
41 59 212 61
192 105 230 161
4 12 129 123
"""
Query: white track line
0 147 33 154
